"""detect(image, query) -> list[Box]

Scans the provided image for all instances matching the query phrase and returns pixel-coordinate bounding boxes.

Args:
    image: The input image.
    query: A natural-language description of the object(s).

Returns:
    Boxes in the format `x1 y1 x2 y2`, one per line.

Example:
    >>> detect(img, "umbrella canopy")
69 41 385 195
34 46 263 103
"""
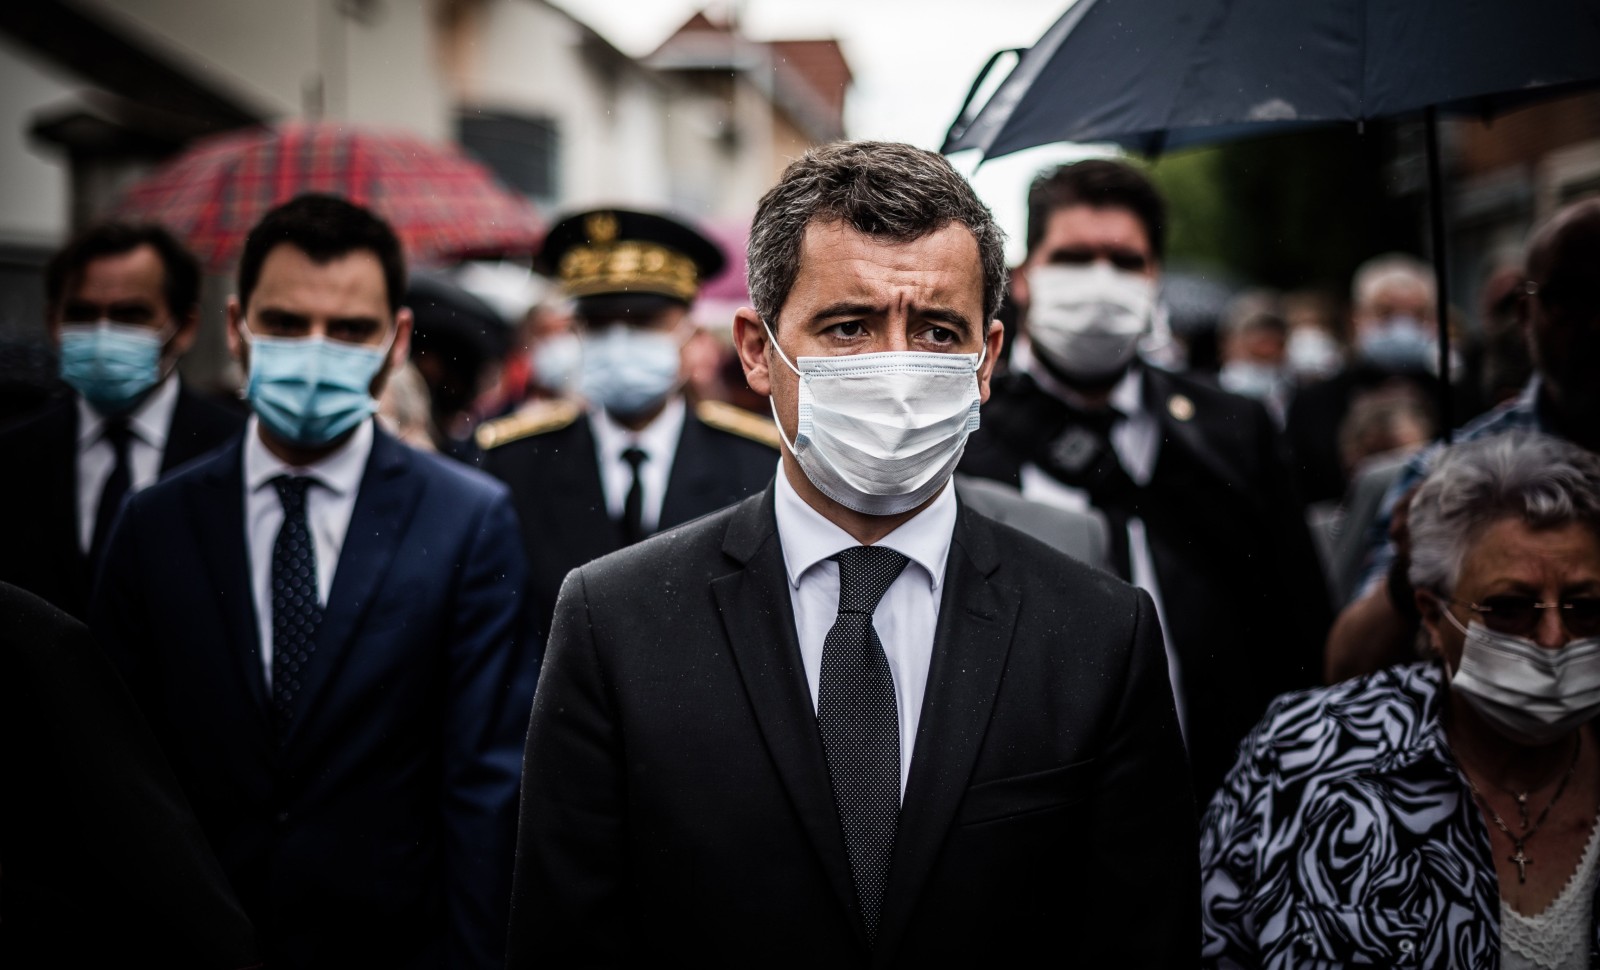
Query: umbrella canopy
112 121 545 271
945 0 1600 159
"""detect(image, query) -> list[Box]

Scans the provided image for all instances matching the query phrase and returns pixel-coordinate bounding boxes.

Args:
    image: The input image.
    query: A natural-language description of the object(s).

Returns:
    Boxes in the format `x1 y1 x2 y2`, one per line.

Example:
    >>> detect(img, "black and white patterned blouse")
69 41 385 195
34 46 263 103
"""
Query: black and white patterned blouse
1200 662 1600 968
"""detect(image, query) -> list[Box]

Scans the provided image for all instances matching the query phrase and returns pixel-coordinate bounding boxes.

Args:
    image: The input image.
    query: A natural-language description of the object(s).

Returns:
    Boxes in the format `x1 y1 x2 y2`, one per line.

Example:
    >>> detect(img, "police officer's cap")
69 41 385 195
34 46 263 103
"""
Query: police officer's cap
538 208 725 314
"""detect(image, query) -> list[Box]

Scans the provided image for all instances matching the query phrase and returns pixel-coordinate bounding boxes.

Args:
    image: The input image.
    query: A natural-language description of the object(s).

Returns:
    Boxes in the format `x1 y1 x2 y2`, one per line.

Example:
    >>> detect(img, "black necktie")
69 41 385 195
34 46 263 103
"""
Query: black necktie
1043 406 1137 579
818 545 909 944
89 419 133 568
620 445 648 544
271 475 323 740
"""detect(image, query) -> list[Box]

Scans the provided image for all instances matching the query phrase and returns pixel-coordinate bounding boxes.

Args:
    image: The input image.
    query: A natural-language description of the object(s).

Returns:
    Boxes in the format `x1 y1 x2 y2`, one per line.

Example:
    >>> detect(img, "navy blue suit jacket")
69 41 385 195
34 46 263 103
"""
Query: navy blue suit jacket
92 425 535 970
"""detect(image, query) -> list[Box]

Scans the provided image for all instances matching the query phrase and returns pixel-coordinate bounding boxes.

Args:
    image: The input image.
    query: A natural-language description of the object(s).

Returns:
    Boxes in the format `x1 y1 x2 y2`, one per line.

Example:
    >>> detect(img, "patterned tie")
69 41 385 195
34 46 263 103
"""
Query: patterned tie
89 418 133 568
620 445 648 544
270 475 323 740
817 544 909 944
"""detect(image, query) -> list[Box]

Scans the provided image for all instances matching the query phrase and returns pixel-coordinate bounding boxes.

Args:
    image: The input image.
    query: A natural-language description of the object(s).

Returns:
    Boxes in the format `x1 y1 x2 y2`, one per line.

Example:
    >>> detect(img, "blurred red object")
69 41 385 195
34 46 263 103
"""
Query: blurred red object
112 121 544 271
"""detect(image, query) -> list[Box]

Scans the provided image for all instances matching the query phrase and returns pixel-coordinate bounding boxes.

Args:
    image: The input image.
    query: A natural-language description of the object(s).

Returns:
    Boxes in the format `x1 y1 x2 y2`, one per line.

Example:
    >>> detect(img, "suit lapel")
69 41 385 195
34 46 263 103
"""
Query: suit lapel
1142 368 1239 491
710 489 865 939
192 438 272 725
284 429 421 748
659 413 717 529
874 503 1019 961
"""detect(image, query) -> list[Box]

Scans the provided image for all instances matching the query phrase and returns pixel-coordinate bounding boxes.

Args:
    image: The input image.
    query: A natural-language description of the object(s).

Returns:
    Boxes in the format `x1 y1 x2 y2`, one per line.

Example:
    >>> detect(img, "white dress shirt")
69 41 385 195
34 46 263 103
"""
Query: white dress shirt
1015 357 1188 738
75 375 179 552
588 396 686 536
243 416 373 686
773 464 957 797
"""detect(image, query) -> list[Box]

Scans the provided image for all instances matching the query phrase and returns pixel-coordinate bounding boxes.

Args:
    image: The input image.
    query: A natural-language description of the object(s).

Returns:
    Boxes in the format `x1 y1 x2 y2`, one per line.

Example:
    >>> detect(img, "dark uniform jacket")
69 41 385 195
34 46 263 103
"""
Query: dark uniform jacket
508 487 1197 967
960 365 1332 795
0 385 243 618
479 398 778 638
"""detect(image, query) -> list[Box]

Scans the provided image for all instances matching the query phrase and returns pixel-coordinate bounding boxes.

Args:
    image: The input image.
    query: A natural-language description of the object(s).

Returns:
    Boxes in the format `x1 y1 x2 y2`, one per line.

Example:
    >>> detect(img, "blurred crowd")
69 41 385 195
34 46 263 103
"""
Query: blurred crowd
1 141 1598 969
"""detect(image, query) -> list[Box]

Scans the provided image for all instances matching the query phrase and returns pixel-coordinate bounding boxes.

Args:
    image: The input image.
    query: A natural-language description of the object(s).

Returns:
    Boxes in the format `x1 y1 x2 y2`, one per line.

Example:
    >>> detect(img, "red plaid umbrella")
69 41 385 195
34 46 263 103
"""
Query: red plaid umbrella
112 121 544 271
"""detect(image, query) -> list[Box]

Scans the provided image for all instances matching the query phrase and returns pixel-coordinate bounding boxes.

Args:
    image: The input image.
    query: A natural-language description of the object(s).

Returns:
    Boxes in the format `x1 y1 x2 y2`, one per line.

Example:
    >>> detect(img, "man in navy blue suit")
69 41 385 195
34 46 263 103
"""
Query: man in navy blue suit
92 194 536 969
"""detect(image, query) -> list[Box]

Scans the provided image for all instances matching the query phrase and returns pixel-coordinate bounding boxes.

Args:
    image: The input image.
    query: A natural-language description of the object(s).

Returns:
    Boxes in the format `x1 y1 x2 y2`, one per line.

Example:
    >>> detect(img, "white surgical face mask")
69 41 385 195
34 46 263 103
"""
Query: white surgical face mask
1286 327 1343 380
531 332 581 394
765 321 985 516
578 324 684 417
1026 263 1154 382
1442 605 1600 746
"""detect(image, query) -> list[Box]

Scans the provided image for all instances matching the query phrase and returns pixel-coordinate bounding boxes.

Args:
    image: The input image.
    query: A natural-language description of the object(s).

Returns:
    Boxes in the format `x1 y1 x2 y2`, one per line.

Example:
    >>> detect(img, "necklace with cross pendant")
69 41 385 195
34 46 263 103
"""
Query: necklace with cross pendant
1509 842 1531 882
1460 733 1582 885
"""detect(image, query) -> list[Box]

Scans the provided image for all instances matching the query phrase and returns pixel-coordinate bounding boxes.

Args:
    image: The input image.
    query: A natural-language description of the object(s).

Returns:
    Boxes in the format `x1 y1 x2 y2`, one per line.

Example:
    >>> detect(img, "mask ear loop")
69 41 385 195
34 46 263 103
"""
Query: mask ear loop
762 319 802 455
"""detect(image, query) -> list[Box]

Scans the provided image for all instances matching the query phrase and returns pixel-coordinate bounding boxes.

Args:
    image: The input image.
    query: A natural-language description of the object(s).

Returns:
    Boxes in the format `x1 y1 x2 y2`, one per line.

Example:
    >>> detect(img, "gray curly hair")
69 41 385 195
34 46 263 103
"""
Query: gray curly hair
746 141 1008 329
1407 432 1600 596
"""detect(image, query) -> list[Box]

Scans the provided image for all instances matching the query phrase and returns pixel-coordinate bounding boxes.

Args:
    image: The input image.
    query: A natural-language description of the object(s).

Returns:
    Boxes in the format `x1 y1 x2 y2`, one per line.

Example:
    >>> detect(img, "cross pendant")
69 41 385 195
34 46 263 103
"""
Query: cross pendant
1510 845 1531 883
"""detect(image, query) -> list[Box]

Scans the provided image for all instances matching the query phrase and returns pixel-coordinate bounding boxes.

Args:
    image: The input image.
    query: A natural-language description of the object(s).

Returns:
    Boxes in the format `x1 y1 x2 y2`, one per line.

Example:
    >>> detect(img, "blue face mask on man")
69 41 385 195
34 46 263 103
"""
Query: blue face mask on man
243 325 394 447
58 320 169 415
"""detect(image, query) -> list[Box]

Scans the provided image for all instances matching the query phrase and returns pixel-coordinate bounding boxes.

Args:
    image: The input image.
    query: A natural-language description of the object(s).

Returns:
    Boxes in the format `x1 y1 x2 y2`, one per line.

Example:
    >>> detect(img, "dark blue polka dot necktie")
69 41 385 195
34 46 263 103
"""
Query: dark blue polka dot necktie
270 475 322 740
818 544 908 944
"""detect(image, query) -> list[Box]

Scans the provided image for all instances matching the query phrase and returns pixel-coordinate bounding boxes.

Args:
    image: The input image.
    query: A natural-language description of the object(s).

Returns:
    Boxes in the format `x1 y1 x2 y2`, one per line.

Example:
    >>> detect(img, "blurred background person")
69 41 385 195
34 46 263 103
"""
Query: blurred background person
1479 260 1538 409
404 269 509 460
376 360 437 452
959 157 1331 796
2 581 262 968
0 223 243 619
1286 253 1468 505
477 207 779 639
1216 288 1293 426
1282 289 1347 385
1203 432 1600 969
1328 197 1600 684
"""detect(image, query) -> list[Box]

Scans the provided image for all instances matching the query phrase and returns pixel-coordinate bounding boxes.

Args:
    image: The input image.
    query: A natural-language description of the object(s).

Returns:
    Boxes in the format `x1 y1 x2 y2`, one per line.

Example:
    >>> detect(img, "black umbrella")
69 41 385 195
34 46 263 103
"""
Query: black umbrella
944 0 1600 435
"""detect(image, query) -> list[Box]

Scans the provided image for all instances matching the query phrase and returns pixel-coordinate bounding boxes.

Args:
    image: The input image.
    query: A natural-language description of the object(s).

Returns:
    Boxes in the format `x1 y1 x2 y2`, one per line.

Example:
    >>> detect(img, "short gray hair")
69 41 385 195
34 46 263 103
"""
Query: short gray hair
1407 432 1600 595
1351 252 1434 311
746 141 1007 329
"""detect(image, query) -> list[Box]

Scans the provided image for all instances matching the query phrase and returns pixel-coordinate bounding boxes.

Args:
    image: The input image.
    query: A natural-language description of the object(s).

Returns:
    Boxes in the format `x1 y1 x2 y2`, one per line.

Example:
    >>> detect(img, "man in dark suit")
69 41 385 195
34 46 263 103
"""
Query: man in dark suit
478 208 777 636
92 195 535 970
509 142 1195 967
0 223 243 617
958 159 1332 796
1 581 261 969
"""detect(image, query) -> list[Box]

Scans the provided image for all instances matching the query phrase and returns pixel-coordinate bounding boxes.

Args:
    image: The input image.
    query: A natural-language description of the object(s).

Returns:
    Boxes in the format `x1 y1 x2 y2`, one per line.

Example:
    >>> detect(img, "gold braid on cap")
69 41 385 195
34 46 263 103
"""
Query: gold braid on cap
559 242 700 303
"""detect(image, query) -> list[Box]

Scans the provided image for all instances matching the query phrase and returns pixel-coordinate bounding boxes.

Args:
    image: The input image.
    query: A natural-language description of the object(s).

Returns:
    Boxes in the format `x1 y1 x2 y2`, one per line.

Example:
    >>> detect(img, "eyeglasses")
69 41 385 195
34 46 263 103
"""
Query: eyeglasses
1454 595 1600 639
1522 279 1600 320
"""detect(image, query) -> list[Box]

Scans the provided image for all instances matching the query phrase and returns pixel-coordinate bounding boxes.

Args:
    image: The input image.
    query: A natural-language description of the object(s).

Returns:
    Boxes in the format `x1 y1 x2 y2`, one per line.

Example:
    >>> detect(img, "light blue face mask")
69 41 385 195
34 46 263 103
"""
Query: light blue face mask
59 320 168 415
1358 315 1434 371
244 326 393 447
578 324 684 417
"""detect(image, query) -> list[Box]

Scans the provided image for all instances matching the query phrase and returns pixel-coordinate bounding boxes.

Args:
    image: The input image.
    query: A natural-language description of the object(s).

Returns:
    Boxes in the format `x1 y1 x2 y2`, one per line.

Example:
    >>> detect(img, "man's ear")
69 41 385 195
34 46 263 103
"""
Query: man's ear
225 297 245 361
978 320 1004 404
169 306 201 359
732 307 772 396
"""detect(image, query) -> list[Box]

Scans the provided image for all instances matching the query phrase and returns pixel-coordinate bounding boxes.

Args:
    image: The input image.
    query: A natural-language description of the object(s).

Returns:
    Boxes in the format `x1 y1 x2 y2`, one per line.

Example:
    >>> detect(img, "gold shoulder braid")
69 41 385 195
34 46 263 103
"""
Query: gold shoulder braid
695 400 781 450
475 398 581 451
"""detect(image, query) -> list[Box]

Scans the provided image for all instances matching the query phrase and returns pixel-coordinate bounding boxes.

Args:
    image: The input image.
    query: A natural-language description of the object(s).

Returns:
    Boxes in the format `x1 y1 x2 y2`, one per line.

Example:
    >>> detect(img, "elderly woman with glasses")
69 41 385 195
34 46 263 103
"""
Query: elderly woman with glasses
1201 431 1600 969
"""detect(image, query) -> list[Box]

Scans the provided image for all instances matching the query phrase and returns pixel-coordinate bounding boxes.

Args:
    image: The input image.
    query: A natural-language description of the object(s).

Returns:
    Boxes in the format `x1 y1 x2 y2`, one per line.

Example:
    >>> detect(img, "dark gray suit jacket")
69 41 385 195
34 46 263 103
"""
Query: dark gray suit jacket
508 486 1196 967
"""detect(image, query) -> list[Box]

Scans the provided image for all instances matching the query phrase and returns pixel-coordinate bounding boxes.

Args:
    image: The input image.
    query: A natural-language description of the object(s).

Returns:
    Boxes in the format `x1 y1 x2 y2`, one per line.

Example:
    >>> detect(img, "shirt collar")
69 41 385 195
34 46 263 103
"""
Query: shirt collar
589 395 687 461
75 374 181 448
242 415 374 497
773 463 957 593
